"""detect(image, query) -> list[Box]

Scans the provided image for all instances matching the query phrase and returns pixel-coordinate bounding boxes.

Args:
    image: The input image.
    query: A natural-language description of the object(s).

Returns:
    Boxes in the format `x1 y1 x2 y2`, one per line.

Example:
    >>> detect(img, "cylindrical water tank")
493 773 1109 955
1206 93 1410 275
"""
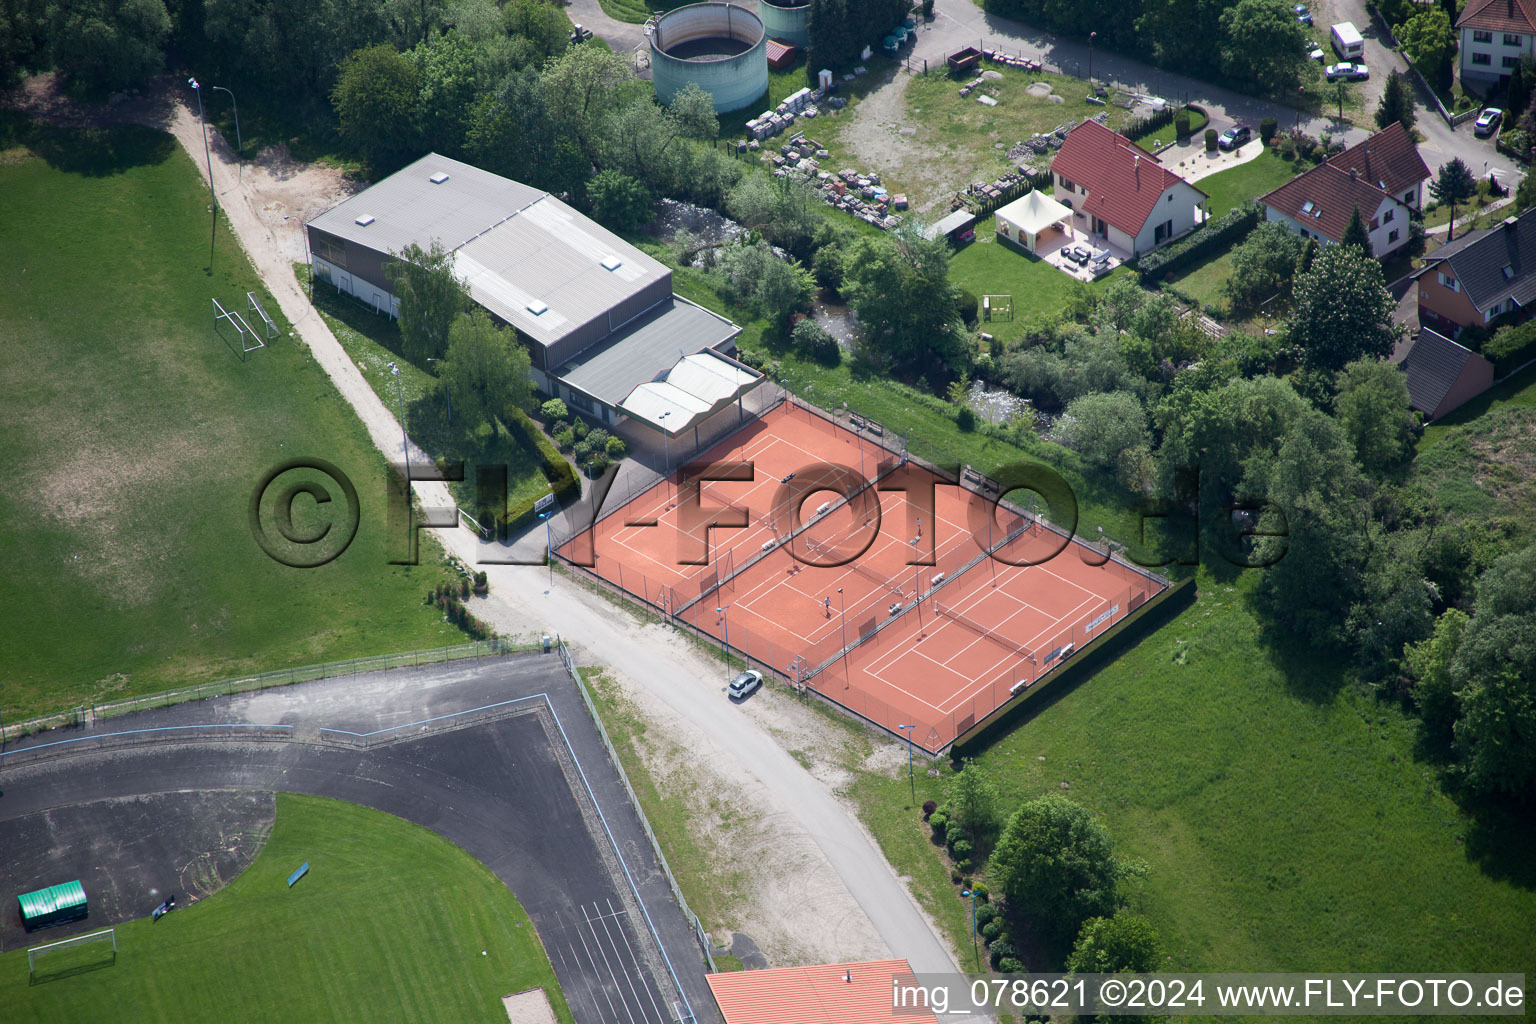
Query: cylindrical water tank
756 0 811 47
649 3 770 114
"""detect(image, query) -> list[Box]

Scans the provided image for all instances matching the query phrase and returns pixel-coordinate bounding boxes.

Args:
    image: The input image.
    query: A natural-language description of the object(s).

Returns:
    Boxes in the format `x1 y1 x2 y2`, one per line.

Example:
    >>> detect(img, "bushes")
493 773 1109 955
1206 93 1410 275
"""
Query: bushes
1260 116 1278 144
1485 319 1536 375
955 288 980 329
929 811 949 838
922 800 938 818
792 317 842 366
1174 110 1191 140
981 918 1004 942
428 582 494 639
1205 127 1218 152
988 937 1017 969
974 902 999 929
955 406 977 432
540 398 568 422
1135 203 1260 281
951 838 974 861
501 408 580 534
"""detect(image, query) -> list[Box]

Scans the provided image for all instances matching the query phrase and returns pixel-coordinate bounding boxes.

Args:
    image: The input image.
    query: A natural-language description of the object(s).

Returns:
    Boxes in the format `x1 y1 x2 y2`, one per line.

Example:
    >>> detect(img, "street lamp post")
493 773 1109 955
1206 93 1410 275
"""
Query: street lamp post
897 723 915 803
188 78 217 272
1295 85 1304 133
960 889 980 970
1087 31 1096 87
539 509 554 588
209 85 242 179
716 605 731 681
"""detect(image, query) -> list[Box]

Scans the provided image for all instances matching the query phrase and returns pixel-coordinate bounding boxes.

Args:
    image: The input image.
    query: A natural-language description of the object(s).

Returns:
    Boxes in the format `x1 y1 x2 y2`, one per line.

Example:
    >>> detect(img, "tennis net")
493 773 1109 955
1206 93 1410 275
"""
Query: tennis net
934 600 1032 659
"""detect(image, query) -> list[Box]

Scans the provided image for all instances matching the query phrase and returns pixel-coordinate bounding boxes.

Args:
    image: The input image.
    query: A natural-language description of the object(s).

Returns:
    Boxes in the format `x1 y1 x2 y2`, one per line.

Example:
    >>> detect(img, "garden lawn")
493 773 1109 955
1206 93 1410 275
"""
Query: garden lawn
1 793 574 1024
1166 247 1236 317
0 120 465 722
948 217 1130 346
959 570 1536 976
1195 148 1300 217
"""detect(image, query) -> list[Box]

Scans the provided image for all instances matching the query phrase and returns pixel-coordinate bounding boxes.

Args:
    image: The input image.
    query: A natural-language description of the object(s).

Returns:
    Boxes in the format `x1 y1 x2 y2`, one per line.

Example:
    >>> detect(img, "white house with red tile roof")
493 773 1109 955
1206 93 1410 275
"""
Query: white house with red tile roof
1458 0 1536 84
1325 122 1432 211
1260 163 1415 256
1049 119 1209 258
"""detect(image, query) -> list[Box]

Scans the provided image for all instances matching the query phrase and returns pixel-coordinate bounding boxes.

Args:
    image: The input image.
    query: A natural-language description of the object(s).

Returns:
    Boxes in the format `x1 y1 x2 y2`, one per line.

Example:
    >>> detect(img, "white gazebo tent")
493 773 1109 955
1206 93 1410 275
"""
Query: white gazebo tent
995 190 1072 253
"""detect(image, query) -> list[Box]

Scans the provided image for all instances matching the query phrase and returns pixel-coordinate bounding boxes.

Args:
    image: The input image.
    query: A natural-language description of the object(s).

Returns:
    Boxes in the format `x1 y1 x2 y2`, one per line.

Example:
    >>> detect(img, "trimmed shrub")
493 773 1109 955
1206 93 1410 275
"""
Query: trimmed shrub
540 398 568 423
974 902 999 929
988 937 1017 969
961 876 973 891
1485 319 1536 375
605 435 627 457
1204 127 1218 151
951 868 964 883
951 839 974 861
553 426 575 451
955 288 980 328
998 957 1024 973
929 811 949 837
1259 117 1278 144
981 918 1004 942
956 406 977 432
945 822 966 850
922 800 938 819
957 858 973 874
1174 110 1191 139
972 882 989 901
1135 203 1260 282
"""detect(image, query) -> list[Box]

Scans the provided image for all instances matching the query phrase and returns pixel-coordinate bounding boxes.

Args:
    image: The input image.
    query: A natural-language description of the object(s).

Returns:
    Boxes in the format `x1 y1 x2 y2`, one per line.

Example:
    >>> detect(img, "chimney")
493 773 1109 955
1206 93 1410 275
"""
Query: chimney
843 970 853 984
1506 216 1519 232
1349 167 1358 180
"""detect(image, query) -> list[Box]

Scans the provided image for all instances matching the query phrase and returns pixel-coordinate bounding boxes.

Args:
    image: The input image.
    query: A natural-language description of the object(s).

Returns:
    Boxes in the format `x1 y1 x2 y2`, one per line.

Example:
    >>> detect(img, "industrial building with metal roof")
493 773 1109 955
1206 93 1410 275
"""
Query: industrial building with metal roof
306 153 757 437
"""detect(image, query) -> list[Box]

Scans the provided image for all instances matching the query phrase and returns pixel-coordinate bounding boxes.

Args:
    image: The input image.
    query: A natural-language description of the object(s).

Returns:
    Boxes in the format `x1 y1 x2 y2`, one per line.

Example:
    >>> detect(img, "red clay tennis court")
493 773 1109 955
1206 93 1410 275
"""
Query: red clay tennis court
558 399 1167 752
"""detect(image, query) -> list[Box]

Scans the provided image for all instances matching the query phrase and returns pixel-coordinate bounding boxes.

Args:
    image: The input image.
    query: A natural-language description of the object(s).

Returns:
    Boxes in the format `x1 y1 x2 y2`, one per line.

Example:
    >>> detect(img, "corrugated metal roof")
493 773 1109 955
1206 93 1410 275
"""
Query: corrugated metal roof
308 154 545 255
454 196 668 348
558 298 741 406
620 351 761 432
706 959 939 1024
18 880 87 919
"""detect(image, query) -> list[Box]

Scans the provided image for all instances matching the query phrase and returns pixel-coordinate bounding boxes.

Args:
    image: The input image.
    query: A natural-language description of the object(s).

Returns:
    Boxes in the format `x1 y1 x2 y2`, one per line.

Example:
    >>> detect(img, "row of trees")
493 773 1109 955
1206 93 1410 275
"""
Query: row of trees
805 0 909 75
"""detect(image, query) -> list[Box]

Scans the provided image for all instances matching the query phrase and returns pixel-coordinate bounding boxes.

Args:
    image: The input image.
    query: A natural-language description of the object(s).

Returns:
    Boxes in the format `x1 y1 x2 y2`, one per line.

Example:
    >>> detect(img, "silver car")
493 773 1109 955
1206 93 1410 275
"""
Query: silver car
728 670 763 699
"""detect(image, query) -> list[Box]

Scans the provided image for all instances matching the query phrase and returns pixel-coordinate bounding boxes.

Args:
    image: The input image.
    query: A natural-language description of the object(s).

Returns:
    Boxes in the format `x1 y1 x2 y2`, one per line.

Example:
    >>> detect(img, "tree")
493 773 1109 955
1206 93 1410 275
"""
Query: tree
1405 608 1470 747
1289 243 1399 370
842 225 969 379
715 237 813 328
1508 60 1530 120
204 0 386 103
538 44 640 159
1058 392 1149 469
502 0 571 58
438 309 534 431
1429 158 1478 242
726 174 820 257
791 317 841 365
1294 236 1318 279
1449 543 1536 797
1067 914 1164 974
587 170 653 233
1396 6 1454 86
1340 206 1372 255
1334 359 1413 477
49 0 170 94
990 794 1122 943
386 240 469 363
946 759 1000 841
806 0 858 75
667 81 719 141
1374 69 1416 134
1225 221 1305 312
1218 0 1312 91
332 44 422 173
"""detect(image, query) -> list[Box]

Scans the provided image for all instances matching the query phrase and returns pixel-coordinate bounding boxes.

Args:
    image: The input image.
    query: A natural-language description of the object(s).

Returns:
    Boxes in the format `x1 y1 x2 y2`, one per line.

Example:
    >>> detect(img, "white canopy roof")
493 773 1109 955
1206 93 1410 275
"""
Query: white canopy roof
619 351 761 435
995 190 1072 235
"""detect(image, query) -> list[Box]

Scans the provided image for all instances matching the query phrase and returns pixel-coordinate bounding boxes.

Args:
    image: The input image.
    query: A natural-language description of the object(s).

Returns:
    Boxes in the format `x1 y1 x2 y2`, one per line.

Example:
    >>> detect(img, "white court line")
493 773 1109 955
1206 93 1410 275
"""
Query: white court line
562 933 625 1024
595 897 668 1023
578 904 644 1024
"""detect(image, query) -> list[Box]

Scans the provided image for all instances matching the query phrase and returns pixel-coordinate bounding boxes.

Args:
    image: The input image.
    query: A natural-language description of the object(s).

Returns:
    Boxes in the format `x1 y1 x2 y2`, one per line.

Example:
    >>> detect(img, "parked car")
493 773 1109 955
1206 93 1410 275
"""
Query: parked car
1324 62 1369 82
1474 107 1504 137
1218 124 1252 150
728 670 763 699
1294 3 1313 25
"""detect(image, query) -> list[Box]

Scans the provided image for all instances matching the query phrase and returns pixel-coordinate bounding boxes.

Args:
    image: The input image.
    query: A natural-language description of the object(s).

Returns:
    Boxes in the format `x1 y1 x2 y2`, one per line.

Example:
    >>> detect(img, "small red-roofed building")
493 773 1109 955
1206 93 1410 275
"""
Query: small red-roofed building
1048 119 1209 258
706 959 942 1024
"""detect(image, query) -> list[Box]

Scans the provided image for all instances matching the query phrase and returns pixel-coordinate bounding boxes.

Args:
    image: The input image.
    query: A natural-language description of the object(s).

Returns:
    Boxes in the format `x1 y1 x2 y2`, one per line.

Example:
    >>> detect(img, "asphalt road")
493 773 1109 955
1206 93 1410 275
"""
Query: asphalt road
0 655 719 1024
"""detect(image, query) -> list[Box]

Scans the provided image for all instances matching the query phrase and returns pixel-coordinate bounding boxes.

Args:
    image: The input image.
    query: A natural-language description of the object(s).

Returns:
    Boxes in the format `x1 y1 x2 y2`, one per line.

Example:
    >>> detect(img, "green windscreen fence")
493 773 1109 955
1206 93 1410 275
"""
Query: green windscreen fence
18 880 88 927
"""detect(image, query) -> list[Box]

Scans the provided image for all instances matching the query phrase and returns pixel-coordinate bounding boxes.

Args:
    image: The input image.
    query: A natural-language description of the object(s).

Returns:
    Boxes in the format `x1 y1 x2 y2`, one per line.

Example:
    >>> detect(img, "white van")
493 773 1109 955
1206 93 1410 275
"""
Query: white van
1331 21 1364 59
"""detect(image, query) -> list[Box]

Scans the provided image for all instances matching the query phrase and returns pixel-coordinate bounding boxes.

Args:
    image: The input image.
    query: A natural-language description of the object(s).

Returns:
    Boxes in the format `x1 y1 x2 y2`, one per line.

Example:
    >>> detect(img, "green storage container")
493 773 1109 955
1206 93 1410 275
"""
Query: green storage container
18 880 88 930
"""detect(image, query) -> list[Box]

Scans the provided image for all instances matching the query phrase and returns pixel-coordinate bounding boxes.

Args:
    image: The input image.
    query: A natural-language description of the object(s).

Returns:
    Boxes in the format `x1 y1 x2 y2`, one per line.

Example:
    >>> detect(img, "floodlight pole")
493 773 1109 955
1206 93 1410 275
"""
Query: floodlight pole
388 363 413 532
838 587 849 688
189 78 216 272
210 85 242 180
716 605 730 681
911 537 924 630
659 410 672 471
897 723 915 803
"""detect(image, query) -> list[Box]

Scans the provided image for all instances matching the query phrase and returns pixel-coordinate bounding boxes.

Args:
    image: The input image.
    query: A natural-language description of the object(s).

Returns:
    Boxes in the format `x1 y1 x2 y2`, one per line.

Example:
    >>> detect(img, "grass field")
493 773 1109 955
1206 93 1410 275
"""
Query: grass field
1195 148 1300 217
1166 247 1236 316
958 570 1536 975
0 119 465 721
2 793 574 1023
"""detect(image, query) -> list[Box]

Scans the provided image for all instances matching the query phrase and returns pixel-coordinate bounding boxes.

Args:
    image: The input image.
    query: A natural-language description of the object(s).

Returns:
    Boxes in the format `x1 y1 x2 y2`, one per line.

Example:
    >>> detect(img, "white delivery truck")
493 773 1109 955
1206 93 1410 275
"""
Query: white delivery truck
1331 22 1364 59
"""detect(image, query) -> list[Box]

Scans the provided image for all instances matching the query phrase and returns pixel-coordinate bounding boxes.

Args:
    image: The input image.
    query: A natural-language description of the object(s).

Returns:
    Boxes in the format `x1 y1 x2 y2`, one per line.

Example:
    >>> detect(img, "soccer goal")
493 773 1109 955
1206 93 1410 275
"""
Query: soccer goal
982 294 1014 322
27 928 117 981
213 297 263 361
247 291 279 344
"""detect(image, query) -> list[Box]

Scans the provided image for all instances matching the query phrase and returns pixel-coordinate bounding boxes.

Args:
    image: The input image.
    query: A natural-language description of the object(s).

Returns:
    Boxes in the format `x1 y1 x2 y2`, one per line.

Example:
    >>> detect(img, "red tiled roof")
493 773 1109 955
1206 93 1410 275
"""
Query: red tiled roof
1050 120 1205 236
707 959 940 1024
1457 0 1536 33
1260 162 1395 244
1327 123 1432 198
